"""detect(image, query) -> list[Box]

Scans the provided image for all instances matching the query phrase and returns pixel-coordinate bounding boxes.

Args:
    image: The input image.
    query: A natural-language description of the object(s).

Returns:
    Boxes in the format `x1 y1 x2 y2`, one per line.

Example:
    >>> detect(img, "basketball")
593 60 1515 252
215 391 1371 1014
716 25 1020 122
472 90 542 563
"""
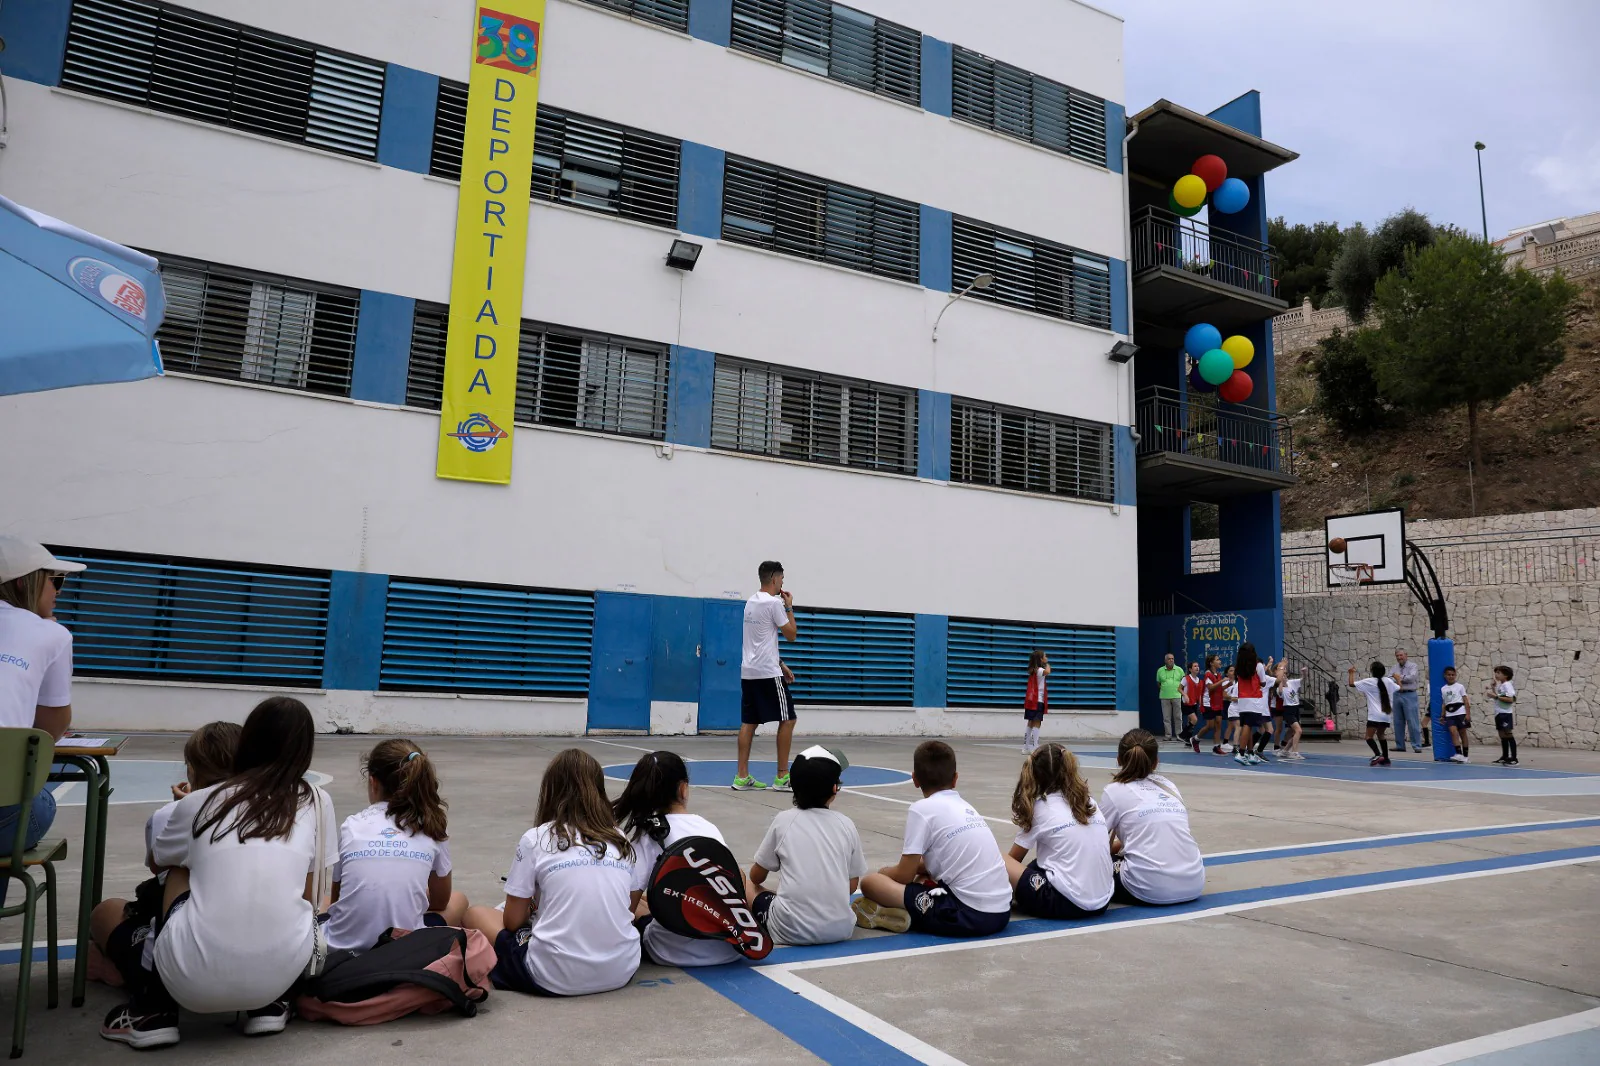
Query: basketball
1328 537 1347 554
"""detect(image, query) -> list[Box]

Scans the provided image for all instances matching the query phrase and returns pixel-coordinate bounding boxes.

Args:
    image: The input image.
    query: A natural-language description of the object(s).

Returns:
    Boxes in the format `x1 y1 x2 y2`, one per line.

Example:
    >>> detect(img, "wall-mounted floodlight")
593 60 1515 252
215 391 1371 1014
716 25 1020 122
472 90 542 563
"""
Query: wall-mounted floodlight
931 273 995 341
1107 339 1139 364
665 239 702 271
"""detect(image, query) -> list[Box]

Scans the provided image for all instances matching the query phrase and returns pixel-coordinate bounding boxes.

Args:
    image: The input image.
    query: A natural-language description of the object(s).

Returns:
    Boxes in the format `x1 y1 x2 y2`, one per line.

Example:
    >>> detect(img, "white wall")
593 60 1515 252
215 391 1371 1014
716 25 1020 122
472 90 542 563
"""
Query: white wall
3 375 1137 628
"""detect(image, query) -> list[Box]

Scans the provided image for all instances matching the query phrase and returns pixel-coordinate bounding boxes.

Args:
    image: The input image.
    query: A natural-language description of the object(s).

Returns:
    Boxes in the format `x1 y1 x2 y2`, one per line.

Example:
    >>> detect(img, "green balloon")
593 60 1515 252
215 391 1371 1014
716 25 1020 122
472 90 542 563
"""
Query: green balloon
1168 191 1203 218
1198 348 1235 386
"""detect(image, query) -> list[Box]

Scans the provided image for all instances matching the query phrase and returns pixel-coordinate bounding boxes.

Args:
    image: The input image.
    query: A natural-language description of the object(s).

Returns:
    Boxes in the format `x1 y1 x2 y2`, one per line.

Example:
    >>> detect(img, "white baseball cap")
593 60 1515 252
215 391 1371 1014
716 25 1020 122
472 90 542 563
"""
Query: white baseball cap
0 536 87 584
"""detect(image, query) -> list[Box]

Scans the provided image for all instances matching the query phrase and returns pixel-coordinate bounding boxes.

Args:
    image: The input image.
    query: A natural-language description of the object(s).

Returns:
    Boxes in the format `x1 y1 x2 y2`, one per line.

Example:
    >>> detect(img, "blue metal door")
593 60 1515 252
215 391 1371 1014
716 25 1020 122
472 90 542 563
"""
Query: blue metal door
698 599 743 731
587 592 652 730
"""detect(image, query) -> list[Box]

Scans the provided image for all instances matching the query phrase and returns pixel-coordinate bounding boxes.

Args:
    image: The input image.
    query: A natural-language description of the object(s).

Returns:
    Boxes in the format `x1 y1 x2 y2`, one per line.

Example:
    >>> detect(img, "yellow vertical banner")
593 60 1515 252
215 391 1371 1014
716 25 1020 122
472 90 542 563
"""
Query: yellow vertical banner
436 1 546 483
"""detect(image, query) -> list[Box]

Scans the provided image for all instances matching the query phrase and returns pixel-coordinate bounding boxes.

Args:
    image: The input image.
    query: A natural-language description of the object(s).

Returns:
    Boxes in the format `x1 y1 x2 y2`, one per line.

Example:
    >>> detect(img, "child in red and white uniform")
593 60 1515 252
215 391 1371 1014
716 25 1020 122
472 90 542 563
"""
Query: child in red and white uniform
1181 662 1205 746
1021 650 1050 754
1201 655 1231 755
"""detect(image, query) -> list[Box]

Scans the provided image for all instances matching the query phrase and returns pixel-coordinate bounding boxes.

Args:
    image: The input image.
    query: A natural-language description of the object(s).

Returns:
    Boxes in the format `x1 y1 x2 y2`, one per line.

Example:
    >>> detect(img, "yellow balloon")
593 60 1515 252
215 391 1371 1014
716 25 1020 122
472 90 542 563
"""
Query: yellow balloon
1222 335 1255 368
1173 174 1208 209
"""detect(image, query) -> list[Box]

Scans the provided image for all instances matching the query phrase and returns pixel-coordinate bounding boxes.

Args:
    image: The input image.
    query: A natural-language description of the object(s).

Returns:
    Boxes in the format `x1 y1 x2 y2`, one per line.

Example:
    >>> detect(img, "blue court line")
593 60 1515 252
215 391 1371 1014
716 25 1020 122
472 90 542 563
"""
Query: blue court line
1204 817 1600 867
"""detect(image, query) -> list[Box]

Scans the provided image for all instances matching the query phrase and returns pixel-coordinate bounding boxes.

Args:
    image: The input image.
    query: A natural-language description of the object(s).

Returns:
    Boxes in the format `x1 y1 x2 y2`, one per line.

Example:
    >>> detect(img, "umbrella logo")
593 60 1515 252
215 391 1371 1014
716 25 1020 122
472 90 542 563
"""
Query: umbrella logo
67 257 147 320
448 413 507 452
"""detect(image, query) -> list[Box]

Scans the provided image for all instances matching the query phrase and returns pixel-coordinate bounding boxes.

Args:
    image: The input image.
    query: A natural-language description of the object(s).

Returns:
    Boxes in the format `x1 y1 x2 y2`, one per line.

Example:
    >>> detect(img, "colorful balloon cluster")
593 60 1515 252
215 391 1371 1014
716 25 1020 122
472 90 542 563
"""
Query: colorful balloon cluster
1169 155 1251 217
1184 322 1255 403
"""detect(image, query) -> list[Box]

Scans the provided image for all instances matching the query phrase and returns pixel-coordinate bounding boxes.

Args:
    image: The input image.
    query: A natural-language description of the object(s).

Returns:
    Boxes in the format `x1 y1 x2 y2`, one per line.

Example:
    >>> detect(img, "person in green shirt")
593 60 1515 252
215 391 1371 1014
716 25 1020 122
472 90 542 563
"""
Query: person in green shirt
1156 653 1186 740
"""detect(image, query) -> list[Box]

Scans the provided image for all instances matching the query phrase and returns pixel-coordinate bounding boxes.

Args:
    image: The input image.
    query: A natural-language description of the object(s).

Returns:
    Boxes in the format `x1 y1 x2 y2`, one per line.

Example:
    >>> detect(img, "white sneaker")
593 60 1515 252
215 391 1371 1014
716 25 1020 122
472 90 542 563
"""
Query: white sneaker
1221 744 1235 754
1461 754 1470 763
1449 753 1466 763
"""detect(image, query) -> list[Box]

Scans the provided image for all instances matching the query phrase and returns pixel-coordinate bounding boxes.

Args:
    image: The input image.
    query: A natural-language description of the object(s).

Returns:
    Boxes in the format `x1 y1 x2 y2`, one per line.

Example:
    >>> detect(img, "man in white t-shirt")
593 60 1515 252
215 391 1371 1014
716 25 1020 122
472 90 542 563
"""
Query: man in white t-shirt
734 561 798 792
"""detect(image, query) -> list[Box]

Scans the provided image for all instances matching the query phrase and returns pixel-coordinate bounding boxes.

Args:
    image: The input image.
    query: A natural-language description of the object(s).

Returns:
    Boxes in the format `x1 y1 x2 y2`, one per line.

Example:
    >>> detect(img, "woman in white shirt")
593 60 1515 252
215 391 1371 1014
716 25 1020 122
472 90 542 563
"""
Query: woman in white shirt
1099 730 1205 906
99 697 336 1050
325 739 466 952
463 748 641 996
1007 743 1113 918
1349 662 1401 767
0 537 84 863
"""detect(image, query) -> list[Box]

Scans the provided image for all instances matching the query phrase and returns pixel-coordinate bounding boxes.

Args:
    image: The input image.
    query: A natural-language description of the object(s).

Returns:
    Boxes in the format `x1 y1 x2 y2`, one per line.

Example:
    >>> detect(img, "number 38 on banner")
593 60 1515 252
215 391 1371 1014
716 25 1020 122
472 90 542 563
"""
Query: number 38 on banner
477 7 540 74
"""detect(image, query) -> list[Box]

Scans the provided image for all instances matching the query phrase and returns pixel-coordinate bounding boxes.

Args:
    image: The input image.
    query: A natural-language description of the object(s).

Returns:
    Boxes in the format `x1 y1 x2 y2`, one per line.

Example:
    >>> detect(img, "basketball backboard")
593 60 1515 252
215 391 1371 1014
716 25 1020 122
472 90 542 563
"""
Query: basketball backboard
1325 508 1406 587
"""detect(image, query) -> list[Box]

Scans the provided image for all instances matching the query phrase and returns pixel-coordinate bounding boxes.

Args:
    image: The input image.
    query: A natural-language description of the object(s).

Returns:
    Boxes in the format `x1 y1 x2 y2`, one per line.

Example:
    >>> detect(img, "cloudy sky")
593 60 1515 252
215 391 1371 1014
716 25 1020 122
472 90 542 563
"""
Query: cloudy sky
1097 0 1600 235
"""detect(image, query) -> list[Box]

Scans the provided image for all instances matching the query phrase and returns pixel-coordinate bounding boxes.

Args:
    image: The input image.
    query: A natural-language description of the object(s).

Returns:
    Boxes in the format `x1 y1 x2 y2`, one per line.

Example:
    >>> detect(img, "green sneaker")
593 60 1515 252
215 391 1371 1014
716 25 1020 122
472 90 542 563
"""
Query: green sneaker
771 773 792 793
852 897 912 933
731 774 767 791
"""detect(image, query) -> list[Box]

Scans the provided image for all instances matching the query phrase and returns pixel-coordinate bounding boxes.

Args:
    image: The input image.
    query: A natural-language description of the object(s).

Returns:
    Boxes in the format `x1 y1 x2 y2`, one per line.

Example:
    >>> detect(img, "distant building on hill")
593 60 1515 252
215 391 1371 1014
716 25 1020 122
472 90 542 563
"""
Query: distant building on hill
1496 211 1600 279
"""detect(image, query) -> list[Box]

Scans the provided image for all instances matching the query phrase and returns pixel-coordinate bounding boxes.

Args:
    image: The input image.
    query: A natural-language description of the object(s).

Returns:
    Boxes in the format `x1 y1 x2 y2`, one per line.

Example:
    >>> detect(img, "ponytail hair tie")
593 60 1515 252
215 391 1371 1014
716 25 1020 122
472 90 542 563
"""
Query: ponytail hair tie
406 750 421 762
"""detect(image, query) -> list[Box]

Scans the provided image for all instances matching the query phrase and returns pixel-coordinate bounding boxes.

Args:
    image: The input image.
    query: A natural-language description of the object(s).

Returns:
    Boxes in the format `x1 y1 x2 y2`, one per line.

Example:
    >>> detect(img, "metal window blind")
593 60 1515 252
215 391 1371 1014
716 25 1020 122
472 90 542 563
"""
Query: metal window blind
49 548 330 685
723 156 919 283
380 580 594 695
950 398 1114 503
430 86 680 229
405 302 670 440
155 254 359 396
60 0 385 160
951 46 1106 167
572 0 690 32
711 357 917 474
952 216 1112 329
730 0 920 105
784 609 914 705
947 619 1116 709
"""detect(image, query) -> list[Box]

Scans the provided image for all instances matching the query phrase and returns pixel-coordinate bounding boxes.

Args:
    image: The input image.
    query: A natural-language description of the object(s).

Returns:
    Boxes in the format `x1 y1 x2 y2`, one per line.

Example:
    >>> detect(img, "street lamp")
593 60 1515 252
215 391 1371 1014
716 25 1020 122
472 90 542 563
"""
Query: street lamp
931 273 994 341
1474 141 1488 242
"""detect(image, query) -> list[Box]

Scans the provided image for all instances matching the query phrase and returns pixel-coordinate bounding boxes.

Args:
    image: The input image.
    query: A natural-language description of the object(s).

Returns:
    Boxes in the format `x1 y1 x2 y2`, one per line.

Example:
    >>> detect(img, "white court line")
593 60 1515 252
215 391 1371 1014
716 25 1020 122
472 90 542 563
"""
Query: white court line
840 788 1013 826
583 738 696 760
1201 814 1600 860
1361 1006 1600 1065
762 969 970 1066
770 852 1600 973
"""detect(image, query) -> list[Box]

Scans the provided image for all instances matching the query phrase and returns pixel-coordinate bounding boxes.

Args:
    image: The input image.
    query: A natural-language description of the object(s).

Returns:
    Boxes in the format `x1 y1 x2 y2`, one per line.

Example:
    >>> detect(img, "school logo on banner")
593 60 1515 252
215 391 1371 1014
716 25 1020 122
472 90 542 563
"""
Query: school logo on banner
1183 612 1248 671
435 0 546 484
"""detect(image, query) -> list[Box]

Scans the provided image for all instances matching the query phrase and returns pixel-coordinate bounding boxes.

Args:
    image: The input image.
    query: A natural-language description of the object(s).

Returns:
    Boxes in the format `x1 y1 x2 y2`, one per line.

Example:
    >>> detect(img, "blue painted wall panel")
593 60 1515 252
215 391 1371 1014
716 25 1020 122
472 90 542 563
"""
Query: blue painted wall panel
688 0 733 47
699 599 744 730
1114 425 1137 507
667 345 715 448
919 205 953 293
1115 625 1140 719
351 291 416 405
678 142 726 239
916 390 952 481
1207 91 1263 137
1110 258 1128 335
1104 101 1126 173
650 596 704 703
322 572 388 690
588 593 654 730
920 36 953 117
0 0 70 85
913 614 948 707
377 65 439 174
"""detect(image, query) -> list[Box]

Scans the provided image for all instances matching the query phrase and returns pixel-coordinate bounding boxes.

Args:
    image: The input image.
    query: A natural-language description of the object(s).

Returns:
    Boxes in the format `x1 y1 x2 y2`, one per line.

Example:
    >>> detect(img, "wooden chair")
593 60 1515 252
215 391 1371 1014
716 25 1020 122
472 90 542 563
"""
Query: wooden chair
0 728 66 1058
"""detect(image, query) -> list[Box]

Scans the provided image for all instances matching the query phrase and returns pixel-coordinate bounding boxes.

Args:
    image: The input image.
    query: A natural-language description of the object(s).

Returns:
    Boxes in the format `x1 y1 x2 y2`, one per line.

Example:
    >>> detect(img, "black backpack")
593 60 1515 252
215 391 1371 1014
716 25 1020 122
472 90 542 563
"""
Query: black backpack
299 926 489 1022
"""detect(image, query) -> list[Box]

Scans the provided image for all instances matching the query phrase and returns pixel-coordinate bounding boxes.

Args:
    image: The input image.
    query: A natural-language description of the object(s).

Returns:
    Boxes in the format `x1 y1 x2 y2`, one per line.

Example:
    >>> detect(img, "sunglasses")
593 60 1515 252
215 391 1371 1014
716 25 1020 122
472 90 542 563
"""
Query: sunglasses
50 573 67 591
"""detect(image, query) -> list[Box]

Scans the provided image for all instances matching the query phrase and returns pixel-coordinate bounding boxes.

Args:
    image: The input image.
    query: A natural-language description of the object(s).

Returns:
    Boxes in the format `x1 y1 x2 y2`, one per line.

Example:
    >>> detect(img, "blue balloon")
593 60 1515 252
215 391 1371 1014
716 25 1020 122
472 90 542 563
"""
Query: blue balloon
1187 363 1216 394
1213 177 1250 215
1184 323 1222 358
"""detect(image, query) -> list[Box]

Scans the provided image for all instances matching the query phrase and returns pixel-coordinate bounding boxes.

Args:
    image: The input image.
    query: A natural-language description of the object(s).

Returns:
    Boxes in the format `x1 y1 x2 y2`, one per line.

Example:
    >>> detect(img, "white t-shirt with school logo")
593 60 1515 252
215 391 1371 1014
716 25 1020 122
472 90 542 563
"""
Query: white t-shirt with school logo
1354 676 1400 724
1013 794 1114 911
506 822 640 995
741 592 789 680
1440 682 1468 716
631 813 743 967
1282 679 1302 706
1494 681 1517 714
1098 775 1205 905
902 789 1012 914
0 601 73 729
325 803 452 952
752 807 868 946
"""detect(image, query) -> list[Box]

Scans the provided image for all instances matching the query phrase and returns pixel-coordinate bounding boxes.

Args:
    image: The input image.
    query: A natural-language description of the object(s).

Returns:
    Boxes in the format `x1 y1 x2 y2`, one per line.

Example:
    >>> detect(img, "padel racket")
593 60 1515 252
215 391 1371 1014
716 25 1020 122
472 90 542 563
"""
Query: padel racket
646 836 771 960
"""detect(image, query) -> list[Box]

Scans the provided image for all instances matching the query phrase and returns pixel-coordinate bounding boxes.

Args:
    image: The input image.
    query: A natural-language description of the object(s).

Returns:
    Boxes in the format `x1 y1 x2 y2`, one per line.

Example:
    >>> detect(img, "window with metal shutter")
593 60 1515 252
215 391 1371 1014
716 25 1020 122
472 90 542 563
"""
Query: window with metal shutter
49 548 330 685
784 609 914 704
952 216 1112 330
711 356 917 474
154 254 359 396
722 156 919 283
951 46 1106 167
60 0 385 161
405 303 671 440
730 0 919 105
380 580 594 695
947 619 1116 708
572 0 689 32
950 398 1114 503
431 87 680 229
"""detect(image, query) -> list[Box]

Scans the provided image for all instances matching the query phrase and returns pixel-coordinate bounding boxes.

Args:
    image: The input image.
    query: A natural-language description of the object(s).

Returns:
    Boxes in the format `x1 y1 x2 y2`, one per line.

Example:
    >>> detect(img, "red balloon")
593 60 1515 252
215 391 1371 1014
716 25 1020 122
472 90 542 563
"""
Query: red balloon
1192 154 1228 192
1219 369 1253 403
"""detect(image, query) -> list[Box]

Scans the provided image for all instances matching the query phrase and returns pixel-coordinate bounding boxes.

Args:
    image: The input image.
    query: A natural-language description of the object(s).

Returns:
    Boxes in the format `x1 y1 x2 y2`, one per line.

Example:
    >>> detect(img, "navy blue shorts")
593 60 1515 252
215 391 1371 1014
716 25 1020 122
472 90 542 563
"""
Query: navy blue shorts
1203 709 1222 721
1239 711 1266 729
1445 714 1469 730
741 677 797 726
422 912 448 929
489 927 558 996
1011 861 1107 921
1495 713 1515 732
751 890 777 928
903 882 1009 938
1023 706 1046 723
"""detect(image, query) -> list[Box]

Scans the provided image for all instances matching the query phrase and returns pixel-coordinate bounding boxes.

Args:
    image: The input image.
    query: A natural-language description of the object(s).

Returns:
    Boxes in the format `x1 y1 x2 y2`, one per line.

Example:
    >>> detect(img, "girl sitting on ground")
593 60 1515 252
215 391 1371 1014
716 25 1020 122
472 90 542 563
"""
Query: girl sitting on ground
324 739 467 952
1099 729 1206 907
1006 743 1113 919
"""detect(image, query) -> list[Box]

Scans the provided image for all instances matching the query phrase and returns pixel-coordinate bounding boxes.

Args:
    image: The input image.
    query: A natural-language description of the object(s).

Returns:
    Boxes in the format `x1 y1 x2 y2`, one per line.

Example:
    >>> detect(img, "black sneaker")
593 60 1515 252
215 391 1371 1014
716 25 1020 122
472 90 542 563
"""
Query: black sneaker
101 1003 179 1049
242 999 291 1036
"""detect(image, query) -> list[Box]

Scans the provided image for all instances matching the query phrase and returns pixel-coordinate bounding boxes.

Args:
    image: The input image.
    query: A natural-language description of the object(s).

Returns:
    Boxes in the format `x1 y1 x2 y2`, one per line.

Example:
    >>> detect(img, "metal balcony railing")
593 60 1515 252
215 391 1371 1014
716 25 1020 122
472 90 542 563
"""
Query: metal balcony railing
1130 205 1281 299
1136 387 1294 475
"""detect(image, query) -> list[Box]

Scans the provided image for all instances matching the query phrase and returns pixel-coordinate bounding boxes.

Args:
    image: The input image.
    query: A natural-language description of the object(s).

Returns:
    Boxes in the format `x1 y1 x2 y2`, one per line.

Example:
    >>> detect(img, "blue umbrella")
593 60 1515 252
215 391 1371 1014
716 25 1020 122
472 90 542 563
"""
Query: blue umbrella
0 193 165 396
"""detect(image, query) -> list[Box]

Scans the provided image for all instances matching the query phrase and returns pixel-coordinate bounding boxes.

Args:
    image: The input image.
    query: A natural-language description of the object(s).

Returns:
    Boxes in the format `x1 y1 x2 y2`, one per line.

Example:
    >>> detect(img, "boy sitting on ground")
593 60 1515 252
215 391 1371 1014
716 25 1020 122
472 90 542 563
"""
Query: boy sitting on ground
852 741 1012 938
746 746 868 946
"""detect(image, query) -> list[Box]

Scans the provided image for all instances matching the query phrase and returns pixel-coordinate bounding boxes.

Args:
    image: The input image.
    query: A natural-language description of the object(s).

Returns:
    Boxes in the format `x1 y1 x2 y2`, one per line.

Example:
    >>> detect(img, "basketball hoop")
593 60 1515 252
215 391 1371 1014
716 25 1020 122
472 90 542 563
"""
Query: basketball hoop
1329 563 1376 587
